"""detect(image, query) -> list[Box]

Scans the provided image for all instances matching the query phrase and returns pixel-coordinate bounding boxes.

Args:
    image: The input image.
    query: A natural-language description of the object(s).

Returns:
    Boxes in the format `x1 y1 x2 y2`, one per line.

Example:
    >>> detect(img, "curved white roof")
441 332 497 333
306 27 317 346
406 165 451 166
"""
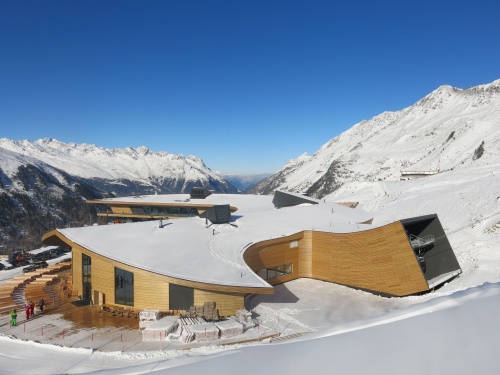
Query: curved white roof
58 196 374 288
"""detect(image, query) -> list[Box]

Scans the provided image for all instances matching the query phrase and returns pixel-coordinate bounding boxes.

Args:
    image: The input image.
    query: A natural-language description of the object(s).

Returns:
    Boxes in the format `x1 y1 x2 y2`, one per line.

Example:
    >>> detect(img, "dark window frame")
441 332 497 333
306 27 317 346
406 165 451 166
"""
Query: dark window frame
169 283 194 311
114 267 134 306
257 263 293 280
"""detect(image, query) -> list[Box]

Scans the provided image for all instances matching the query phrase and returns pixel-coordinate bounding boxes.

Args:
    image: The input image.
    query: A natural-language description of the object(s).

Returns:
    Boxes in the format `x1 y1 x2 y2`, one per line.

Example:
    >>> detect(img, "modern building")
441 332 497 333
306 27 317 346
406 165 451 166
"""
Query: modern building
42 190 461 316
86 188 237 222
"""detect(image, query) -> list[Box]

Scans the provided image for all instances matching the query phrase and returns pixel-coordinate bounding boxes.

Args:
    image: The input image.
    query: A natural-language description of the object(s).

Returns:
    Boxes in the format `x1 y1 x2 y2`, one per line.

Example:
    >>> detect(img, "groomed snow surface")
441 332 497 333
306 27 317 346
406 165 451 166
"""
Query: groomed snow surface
1 164 500 374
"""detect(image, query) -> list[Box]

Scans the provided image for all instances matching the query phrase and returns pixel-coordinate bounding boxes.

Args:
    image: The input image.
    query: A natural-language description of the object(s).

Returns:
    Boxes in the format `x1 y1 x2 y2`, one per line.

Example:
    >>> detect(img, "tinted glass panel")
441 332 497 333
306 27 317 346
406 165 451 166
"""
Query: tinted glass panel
115 268 134 306
169 284 194 311
82 254 91 301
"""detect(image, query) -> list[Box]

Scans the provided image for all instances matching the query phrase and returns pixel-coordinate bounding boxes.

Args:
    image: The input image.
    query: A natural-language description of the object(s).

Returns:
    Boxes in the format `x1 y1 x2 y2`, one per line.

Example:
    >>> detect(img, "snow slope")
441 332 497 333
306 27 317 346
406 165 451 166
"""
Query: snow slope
1 159 499 374
1 81 499 374
252 79 500 196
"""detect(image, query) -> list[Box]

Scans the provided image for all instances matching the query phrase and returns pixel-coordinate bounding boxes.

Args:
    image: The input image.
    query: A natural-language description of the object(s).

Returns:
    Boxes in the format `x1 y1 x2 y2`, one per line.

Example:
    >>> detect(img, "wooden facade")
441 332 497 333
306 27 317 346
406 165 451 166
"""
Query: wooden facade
43 231 265 316
43 218 439 317
243 221 430 296
86 200 238 220
73 242 247 316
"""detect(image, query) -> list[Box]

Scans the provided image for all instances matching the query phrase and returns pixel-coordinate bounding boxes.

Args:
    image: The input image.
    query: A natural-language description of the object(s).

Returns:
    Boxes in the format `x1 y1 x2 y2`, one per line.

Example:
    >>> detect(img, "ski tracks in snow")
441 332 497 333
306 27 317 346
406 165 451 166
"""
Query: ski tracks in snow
364 181 389 212
207 223 246 272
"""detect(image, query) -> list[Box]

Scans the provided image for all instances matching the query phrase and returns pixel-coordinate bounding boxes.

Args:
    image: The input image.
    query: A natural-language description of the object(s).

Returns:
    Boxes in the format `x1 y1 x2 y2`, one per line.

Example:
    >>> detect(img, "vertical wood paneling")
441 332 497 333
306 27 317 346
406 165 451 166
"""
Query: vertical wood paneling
310 222 429 296
68 243 246 314
72 247 82 296
244 233 303 286
243 223 429 296
47 218 432 318
298 230 313 278
194 289 245 317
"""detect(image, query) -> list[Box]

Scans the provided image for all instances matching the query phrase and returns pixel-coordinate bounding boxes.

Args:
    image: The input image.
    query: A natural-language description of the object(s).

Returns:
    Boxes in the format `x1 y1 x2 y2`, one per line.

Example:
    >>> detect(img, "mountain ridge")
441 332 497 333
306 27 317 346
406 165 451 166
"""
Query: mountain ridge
0 138 234 188
0 140 238 253
250 79 500 197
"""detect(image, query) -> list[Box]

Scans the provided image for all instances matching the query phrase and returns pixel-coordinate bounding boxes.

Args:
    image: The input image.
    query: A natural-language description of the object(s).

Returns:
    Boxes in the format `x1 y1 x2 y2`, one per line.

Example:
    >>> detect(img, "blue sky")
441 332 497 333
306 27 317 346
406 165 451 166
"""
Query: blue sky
1 1 499 174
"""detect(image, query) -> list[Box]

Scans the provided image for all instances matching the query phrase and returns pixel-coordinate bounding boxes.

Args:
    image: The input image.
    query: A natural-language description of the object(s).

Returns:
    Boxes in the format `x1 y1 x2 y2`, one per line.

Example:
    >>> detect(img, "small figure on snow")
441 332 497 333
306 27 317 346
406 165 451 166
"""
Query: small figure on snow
10 308 17 327
29 301 35 317
25 304 30 320
39 298 45 313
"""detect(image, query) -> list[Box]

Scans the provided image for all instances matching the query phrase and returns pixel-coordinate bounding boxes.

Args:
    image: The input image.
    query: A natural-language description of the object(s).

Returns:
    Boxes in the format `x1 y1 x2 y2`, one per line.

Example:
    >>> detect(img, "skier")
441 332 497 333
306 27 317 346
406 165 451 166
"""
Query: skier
29 301 35 317
10 308 17 327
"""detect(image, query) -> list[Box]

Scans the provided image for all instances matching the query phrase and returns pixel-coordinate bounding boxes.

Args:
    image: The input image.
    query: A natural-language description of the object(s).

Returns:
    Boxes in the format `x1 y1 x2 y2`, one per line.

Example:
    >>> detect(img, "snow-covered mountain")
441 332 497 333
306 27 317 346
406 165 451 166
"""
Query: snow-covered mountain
251 79 500 197
0 139 237 253
0 138 238 195
1 82 500 374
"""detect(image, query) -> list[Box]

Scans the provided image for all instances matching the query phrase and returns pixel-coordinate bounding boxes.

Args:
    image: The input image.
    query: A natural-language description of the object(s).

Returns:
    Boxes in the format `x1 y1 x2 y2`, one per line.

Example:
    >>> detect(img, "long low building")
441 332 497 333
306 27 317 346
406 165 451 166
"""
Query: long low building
42 191 461 316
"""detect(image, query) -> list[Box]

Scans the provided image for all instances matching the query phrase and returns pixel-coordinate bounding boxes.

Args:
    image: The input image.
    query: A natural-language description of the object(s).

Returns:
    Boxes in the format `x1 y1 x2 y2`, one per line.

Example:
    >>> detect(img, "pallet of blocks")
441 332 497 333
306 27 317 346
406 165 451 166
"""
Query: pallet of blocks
235 309 256 331
180 325 195 343
139 309 160 329
203 301 219 321
142 316 179 341
189 322 220 342
214 318 244 338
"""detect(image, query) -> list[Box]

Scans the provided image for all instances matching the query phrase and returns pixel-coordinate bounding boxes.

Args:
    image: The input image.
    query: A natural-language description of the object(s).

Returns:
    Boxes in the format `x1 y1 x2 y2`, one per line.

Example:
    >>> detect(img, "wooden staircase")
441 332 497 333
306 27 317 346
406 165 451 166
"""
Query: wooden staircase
1 261 72 315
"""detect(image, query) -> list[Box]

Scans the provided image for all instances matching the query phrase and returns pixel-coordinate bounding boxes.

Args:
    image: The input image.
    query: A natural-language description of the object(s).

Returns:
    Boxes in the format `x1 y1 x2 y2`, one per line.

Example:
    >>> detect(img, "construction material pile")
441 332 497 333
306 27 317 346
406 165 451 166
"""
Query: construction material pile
139 309 160 329
141 315 179 341
188 301 219 321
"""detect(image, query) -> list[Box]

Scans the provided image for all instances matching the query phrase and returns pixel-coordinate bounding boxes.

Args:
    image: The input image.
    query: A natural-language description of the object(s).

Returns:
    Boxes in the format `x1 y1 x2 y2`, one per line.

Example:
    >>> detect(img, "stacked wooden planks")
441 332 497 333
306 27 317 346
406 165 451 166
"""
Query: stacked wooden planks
0 284 22 315
1 261 73 315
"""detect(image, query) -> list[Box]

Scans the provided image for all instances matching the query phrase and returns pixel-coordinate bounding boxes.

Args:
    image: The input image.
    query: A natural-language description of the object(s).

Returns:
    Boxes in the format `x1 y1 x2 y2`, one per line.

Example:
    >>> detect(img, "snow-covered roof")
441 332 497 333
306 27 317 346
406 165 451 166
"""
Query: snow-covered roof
57 197 373 288
87 193 275 212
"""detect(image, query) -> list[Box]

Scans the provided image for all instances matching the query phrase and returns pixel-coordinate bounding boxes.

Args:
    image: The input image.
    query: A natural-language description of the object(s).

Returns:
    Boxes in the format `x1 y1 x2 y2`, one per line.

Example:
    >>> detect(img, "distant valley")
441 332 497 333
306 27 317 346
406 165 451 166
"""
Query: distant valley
223 173 272 192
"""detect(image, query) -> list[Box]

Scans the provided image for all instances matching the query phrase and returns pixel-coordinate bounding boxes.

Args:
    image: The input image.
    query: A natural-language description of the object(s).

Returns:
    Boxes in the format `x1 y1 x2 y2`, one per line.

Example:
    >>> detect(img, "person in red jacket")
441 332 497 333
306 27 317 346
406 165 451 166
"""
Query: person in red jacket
29 301 35 317
24 304 30 320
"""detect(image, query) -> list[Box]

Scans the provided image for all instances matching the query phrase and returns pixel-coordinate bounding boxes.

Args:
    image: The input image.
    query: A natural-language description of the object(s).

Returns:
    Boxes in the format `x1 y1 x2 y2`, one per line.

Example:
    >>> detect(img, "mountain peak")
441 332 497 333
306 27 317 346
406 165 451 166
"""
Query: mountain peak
0 138 238 194
253 78 500 198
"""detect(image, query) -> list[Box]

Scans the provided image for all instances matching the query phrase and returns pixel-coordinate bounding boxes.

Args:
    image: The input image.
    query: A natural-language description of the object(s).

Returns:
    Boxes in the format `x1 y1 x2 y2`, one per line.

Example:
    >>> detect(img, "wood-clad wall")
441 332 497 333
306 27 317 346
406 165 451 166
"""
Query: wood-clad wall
49 218 432 319
244 222 430 296
110 205 133 215
194 289 245 316
243 233 303 286
298 230 313 278
72 248 82 296
311 222 429 296
70 244 246 316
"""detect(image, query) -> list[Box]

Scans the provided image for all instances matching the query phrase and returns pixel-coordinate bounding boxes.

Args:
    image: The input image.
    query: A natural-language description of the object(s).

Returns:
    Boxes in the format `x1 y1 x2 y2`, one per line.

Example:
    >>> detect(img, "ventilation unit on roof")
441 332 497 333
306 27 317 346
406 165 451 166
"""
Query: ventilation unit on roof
190 187 212 199
201 205 231 224
272 190 320 208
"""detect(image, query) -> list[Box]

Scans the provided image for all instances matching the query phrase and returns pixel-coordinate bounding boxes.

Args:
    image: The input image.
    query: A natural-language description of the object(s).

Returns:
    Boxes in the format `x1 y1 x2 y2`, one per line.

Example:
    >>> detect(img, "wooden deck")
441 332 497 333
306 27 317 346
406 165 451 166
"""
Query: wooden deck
45 300 140 331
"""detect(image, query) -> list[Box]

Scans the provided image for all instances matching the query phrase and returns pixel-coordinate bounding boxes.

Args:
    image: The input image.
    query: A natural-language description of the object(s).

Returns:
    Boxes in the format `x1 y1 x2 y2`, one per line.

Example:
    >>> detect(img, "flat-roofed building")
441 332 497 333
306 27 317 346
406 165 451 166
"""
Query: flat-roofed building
43 191 461 316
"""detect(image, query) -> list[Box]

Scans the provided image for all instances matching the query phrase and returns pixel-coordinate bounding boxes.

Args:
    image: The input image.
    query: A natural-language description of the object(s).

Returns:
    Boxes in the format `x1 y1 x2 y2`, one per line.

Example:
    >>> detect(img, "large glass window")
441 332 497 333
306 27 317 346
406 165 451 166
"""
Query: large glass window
257 263 293 280
169 284 194 311
146 206 198 217
82 254 91 301
115 268 134 306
